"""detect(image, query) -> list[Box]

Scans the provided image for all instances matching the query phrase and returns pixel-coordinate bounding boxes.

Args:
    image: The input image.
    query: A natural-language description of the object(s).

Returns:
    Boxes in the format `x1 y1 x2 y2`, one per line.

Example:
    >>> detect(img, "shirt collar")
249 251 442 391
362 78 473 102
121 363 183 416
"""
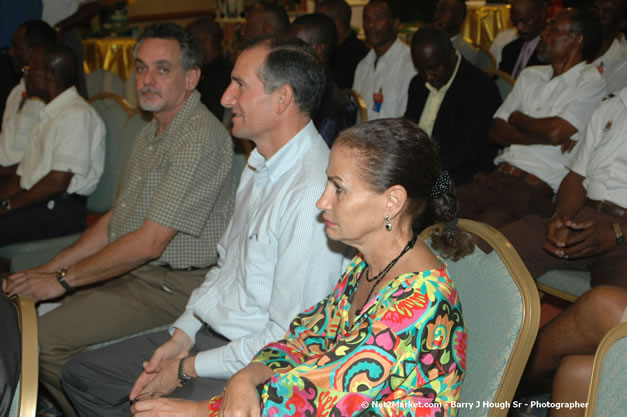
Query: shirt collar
147 90 201 143
247 120 319 183
542 60 586 85
426 50 461 93
366 38 402 65
43 86 79 116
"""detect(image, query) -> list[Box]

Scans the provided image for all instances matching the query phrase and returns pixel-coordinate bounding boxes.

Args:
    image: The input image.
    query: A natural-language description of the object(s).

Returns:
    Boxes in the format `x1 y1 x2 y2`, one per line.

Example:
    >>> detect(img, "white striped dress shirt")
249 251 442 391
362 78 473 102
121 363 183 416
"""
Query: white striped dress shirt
172 121 348 379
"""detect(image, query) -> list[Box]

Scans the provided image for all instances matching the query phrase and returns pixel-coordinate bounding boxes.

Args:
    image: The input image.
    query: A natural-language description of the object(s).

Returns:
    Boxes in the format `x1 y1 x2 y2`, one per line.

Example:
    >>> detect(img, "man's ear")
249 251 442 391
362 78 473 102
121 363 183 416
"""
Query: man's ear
185 66 201 91
274 83 294 114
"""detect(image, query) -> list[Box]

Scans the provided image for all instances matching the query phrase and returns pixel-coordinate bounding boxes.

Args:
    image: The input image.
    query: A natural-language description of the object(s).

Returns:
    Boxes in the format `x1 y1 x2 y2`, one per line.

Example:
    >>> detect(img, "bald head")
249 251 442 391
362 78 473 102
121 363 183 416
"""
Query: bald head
46 44 78 91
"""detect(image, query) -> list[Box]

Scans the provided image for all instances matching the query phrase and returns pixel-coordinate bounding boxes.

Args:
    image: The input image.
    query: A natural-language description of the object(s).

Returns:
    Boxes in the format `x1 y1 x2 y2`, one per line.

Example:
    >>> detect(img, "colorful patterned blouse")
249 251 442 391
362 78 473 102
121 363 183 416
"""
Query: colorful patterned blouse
207 254 466 416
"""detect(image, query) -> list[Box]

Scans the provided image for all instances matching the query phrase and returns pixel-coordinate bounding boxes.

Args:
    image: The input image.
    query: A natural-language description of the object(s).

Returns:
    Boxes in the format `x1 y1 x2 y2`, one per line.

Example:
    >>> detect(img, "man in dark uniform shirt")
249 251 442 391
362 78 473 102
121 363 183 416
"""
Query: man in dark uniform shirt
499 0 547 78
317 0 369 90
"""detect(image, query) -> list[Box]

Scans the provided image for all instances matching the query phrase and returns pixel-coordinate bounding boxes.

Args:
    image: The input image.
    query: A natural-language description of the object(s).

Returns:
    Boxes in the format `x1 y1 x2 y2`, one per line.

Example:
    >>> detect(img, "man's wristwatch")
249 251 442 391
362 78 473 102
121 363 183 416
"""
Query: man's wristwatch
178 357 192 386
614 223 625 246
0 199 11 211
56 267 76 295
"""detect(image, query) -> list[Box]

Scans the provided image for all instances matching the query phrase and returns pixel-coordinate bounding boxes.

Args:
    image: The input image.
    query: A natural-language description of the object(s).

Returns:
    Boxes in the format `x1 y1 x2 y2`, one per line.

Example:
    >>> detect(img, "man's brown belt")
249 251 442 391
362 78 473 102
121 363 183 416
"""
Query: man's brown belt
497 163 553 196
585 198 627 219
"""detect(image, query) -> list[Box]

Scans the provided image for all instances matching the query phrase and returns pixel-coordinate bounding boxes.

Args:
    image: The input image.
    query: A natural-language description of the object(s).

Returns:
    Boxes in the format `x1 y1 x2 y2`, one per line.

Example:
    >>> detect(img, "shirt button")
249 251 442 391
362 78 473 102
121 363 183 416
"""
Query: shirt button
121 202 126 208
148 146 153 151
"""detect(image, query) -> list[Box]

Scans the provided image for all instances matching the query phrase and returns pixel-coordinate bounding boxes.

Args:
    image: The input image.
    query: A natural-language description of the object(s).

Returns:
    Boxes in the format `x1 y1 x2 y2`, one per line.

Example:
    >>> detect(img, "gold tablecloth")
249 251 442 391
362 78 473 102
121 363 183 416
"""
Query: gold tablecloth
83 38 137 81
462 3 513 50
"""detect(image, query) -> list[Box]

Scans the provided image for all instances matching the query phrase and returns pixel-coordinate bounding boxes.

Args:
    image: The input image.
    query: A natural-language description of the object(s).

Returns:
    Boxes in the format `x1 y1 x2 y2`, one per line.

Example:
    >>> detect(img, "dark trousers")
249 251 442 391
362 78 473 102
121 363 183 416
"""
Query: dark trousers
0 193 87 247
500 207 627 289
456 169 554 229
62 327 229 417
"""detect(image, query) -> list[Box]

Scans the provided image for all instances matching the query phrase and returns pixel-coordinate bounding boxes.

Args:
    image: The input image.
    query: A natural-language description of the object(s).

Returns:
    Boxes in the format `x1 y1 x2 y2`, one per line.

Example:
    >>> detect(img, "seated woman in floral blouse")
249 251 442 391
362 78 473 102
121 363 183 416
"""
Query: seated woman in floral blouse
132 118 474 417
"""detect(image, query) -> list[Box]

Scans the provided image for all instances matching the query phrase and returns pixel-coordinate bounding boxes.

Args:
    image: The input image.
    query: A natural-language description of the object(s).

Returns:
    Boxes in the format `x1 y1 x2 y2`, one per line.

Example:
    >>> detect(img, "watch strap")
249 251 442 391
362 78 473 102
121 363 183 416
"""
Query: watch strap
178 357 192 386
56 267 75 294
614 223 625 245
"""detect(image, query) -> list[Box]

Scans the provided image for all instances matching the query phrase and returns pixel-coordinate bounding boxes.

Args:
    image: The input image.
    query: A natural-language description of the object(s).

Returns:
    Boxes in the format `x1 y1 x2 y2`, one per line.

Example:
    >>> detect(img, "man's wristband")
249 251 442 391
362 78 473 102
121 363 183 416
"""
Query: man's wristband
178 357 192 386
56 267 76 295
614 223 625 246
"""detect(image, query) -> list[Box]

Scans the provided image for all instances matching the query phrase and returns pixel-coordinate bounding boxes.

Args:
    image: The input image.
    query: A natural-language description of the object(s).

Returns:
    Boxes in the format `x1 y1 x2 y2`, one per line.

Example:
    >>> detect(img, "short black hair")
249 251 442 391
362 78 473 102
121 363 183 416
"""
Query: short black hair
20 20 56 49
318 0 352 26
187 17 224 49
291 13 339 62
137 23 203 70
250 4 290 33
367 0 398 19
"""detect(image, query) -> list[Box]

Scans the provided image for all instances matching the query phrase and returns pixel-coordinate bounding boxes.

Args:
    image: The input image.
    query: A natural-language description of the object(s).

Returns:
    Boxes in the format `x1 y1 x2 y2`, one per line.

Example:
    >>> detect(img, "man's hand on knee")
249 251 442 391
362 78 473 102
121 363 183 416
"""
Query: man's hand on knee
130 330 193 400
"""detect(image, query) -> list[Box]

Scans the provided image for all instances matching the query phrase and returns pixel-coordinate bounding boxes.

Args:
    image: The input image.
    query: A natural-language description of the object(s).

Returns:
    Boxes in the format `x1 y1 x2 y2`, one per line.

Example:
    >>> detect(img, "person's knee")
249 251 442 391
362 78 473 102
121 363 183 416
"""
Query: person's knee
575 286 627 338
555 355 593 386
61 353 90 393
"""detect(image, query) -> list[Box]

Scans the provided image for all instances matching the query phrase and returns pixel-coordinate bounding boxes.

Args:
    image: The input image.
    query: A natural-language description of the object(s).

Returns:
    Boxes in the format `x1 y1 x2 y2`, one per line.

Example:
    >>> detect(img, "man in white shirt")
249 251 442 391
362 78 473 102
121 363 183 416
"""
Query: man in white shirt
457 9 607 228
0 43 105 246
432 0 478 65
592 0 627 93
60 36 347 417
353 0 416 120
0 21 55 173
501 86 627 289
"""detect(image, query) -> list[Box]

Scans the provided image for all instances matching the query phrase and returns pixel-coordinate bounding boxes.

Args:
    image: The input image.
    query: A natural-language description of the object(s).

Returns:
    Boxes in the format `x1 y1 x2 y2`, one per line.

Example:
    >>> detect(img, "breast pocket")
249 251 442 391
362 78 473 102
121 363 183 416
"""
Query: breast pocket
242 237 277 309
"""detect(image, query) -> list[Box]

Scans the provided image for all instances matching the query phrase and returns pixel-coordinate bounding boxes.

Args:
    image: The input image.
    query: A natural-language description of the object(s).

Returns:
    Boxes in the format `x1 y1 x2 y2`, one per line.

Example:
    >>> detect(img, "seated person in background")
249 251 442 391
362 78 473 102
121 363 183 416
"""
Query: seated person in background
353 0 417 120
317 0 369 90
186 17 232 121
522 286 627 417
131 118 472 417
456 9 607 229
591 0 627 93
242 4 290 42
60 36 347 417
501 86 627 290
0 21 55 174
3 23 236 417
432 0 478 65
289 13 356 147
490 27 519 67
0 293 20 417
0 43 105 247
405 26 502 186
500 0 548 78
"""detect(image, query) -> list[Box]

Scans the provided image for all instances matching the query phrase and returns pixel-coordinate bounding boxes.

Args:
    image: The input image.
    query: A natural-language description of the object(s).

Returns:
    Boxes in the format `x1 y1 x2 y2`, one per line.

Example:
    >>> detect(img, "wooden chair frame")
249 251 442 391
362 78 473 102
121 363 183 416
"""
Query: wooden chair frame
88 92 134 117
420 219 541 417
10 295 38 417
342 89 368 123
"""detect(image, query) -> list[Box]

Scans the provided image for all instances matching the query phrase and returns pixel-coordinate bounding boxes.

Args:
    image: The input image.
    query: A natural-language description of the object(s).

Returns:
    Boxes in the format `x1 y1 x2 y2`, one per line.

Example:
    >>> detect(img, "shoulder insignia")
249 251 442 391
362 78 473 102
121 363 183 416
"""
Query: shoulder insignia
603 120 613 132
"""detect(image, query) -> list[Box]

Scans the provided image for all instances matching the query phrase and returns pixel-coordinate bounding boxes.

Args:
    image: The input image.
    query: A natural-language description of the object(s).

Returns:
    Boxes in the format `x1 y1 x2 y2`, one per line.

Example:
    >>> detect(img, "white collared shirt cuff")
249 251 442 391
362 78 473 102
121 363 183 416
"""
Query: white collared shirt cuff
171 311 203 343
194 347 234 379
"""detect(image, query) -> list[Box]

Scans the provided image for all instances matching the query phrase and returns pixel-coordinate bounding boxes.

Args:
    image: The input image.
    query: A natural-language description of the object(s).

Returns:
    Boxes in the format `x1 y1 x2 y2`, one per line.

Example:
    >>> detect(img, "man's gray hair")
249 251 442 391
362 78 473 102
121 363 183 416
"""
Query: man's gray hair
135 23 203 71
242 35 326 117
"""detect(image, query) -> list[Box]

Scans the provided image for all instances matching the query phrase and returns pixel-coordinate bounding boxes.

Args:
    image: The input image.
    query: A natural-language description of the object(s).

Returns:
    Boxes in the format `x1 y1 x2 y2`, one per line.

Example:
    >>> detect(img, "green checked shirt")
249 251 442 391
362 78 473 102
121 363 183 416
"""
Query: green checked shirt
108 91 235 269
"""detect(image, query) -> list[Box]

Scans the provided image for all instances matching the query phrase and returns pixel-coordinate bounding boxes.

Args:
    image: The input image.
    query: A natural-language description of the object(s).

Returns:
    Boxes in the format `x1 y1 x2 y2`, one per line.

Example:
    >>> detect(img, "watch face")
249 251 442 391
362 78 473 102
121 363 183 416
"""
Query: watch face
618 236 625 245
